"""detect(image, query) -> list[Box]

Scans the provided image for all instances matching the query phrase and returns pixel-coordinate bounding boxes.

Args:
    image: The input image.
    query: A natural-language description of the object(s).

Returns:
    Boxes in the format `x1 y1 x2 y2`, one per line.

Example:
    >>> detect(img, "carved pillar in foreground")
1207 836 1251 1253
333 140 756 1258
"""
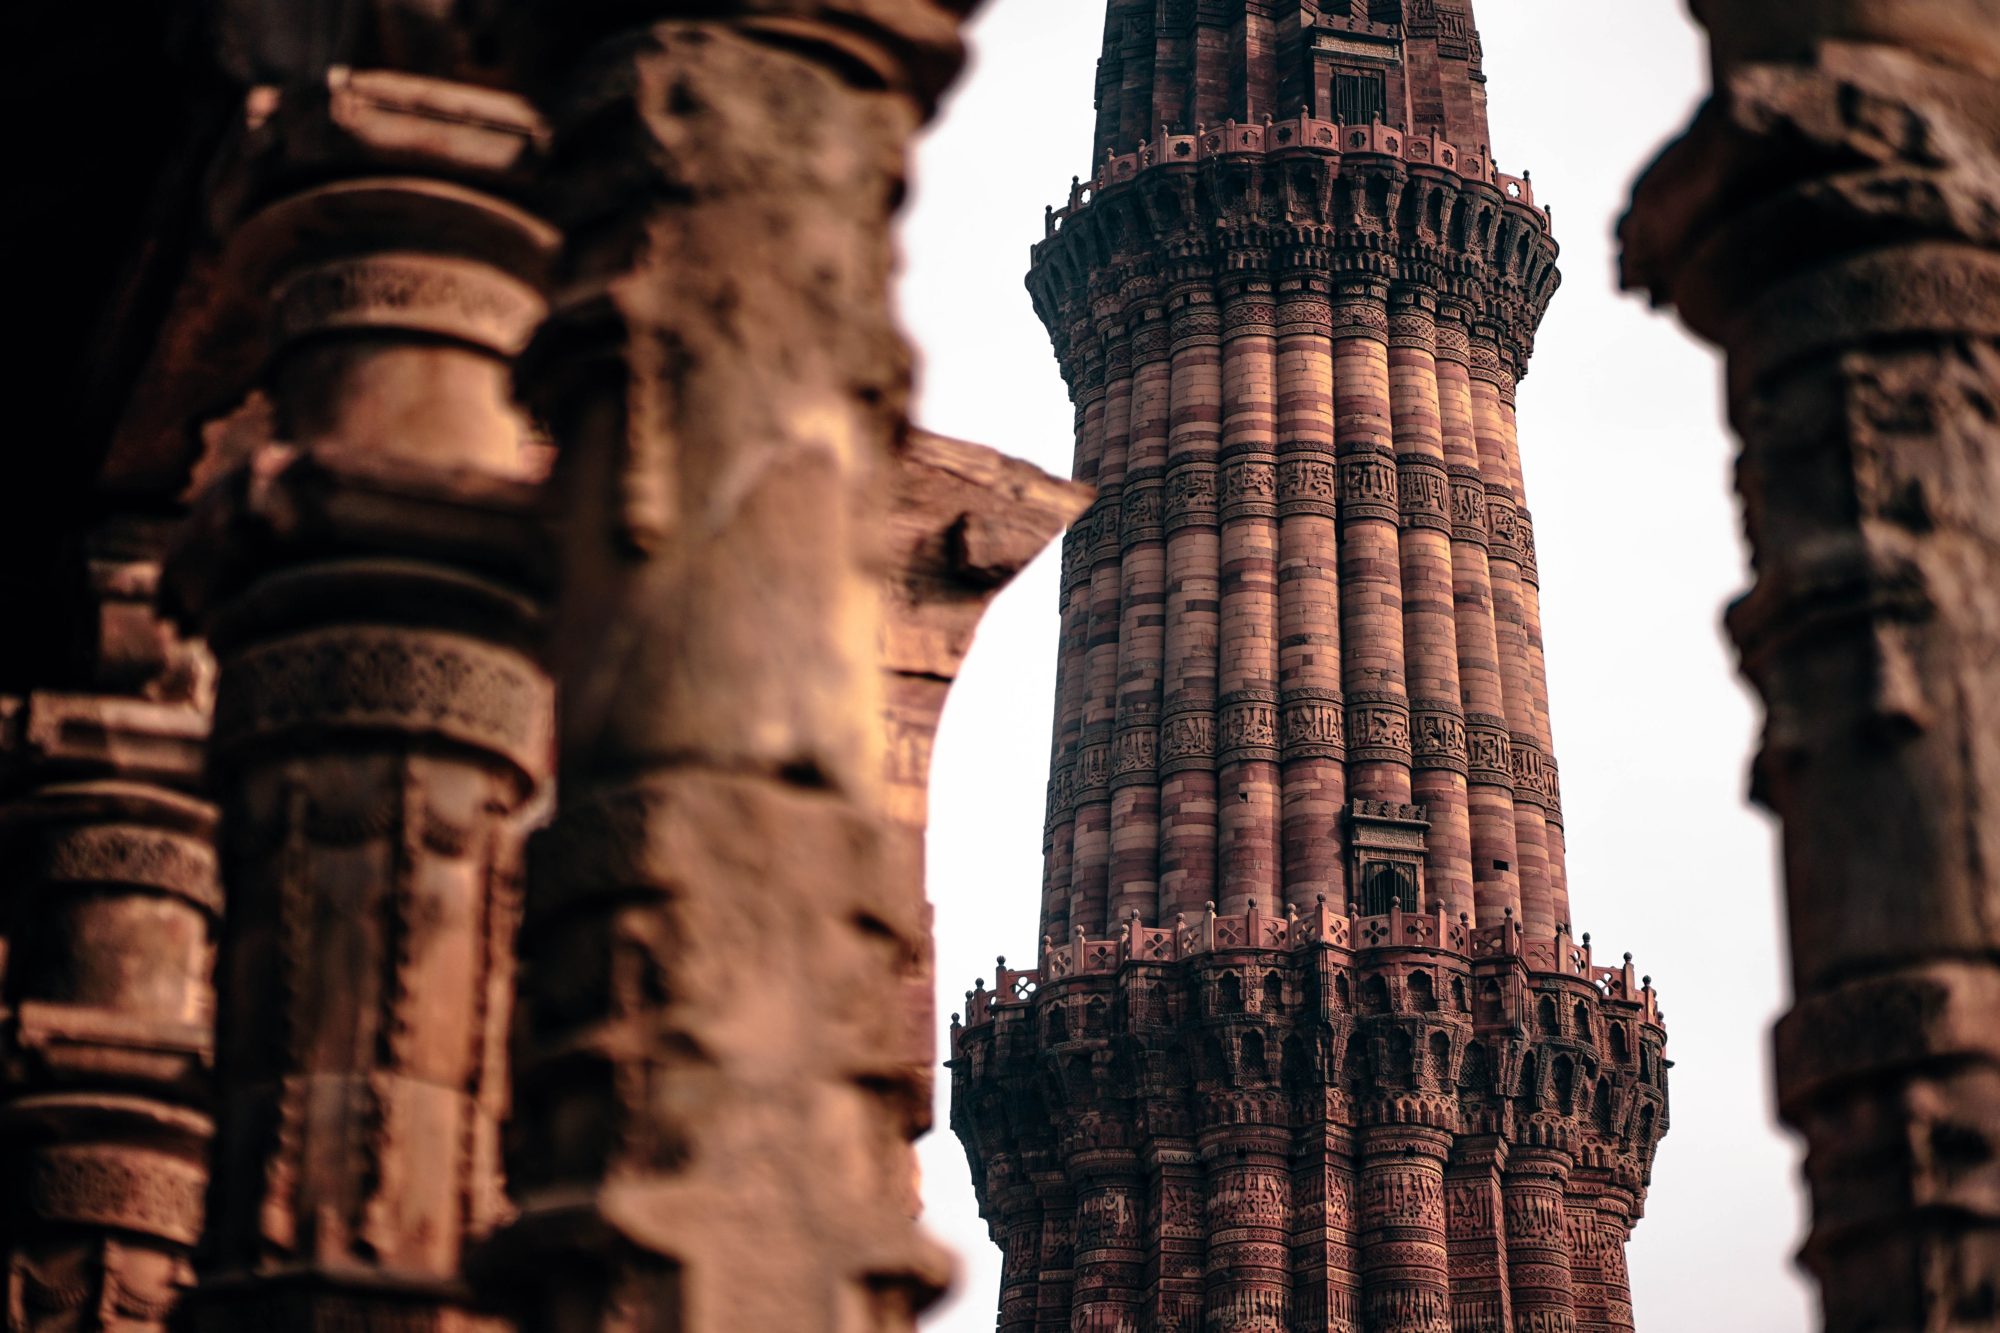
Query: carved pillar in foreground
167 71 554 1331
1624 7 2000 1328
0 522 215 1332
481 7 1074 1328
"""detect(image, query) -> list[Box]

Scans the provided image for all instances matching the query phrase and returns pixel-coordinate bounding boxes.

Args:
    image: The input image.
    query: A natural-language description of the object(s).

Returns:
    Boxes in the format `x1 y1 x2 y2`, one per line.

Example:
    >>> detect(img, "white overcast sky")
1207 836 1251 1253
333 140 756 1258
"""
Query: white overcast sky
897 3 1814 1329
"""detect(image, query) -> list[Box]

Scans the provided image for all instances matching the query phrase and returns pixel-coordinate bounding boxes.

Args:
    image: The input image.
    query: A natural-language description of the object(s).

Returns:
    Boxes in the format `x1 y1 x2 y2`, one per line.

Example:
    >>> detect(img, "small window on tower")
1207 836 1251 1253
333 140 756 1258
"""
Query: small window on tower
1359 861 1414 915
1332 69 1388 128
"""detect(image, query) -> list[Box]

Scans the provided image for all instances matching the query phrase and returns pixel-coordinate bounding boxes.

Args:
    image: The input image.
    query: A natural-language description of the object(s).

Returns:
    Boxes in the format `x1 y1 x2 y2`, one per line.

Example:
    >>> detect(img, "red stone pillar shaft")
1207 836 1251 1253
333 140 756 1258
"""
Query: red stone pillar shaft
1069 345 1119 935
1291 1118 1361 1333
1202 1123 1292 1330
1503 1146 1577 1333
1070 1150 1144 1331
170 80 554 1332
1117 312 1170 926
1391 285 1474 920
1445 1138 1513 1333
1335 279 1414 808
486 14 978 1328
1436 308 1521 925
1159 286 1223 917
1275 275 1347 910
0 535 216 1333
1469 336 1553 937
1357 1122 1451 1333
1217 276 1283 914
1626 28 2000 1327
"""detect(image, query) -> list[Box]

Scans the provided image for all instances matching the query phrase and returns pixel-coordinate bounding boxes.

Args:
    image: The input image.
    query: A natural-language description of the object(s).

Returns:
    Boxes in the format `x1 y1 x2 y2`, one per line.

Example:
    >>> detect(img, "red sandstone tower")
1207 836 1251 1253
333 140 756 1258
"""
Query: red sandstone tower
951 4 1670 1330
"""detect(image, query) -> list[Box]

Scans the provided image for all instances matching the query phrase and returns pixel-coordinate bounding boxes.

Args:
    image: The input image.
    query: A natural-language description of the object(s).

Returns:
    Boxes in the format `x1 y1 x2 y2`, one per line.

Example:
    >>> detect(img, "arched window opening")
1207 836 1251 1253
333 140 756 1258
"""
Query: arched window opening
1460 1042 1491 1092
1241 1030 1266 1077
1409 971 1437 1013
1360 862 1415 916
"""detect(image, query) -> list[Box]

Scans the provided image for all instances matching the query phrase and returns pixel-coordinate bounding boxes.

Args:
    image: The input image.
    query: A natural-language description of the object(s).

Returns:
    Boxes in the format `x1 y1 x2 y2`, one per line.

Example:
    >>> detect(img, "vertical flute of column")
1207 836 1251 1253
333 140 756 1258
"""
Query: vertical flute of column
1034 1177 1077 1333
1159 284 1223 917
1503 1145 1577 1333
0 529 216 1333
1492 376 1568 927
1334 278 1414 807
1436 305 1521 925
1391 285 1474 920
1070 1149 1144 1332
486 13 978 1328
1201 1120 1292 1331
1098 335 1151 927
1216 273 1282 914
1071 340 1123 936
995 1165 1045 1333
1275 274 1346 908
1595 1183 1636 1333
1046 356 1104 937
1469 330 1553 937
1118 308 1170 926
1357 1122 1452 1333
169 78 554 1332
1291 1116 1361 1333
1147 1136 1205 1329
1444 1138 1512 1333
1564 1168 1612 1333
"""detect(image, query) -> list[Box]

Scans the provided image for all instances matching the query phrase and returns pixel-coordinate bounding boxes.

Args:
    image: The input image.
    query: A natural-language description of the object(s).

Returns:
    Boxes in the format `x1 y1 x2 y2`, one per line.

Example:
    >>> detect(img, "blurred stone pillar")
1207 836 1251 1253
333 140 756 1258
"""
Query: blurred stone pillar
166 64 555 1331
0 521 216 1332
476 5 1083 1330
1625 5 2000 1328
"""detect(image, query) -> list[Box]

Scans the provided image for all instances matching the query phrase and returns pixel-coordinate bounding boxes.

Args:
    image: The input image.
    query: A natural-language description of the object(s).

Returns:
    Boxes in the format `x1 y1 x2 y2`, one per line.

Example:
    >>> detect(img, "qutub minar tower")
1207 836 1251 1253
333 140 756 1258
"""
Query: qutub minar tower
951 3 1670 1331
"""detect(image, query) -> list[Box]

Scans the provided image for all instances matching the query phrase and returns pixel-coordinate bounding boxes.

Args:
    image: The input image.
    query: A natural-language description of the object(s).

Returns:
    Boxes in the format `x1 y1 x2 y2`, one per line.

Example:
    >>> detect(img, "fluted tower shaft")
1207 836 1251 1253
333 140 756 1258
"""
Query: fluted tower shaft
955 5 1671 1331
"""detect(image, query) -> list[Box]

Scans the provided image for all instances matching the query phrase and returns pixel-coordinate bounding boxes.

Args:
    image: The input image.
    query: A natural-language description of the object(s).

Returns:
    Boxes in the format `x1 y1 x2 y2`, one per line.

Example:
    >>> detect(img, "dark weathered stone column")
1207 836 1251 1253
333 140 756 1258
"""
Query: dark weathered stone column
1625 6 2000 1328
1357 1120 1451 1333
1444 1137 1511 1333
1502 1143 1575 1333
479 6 1049 1330
167 68 555 1331
0 521 216 1333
